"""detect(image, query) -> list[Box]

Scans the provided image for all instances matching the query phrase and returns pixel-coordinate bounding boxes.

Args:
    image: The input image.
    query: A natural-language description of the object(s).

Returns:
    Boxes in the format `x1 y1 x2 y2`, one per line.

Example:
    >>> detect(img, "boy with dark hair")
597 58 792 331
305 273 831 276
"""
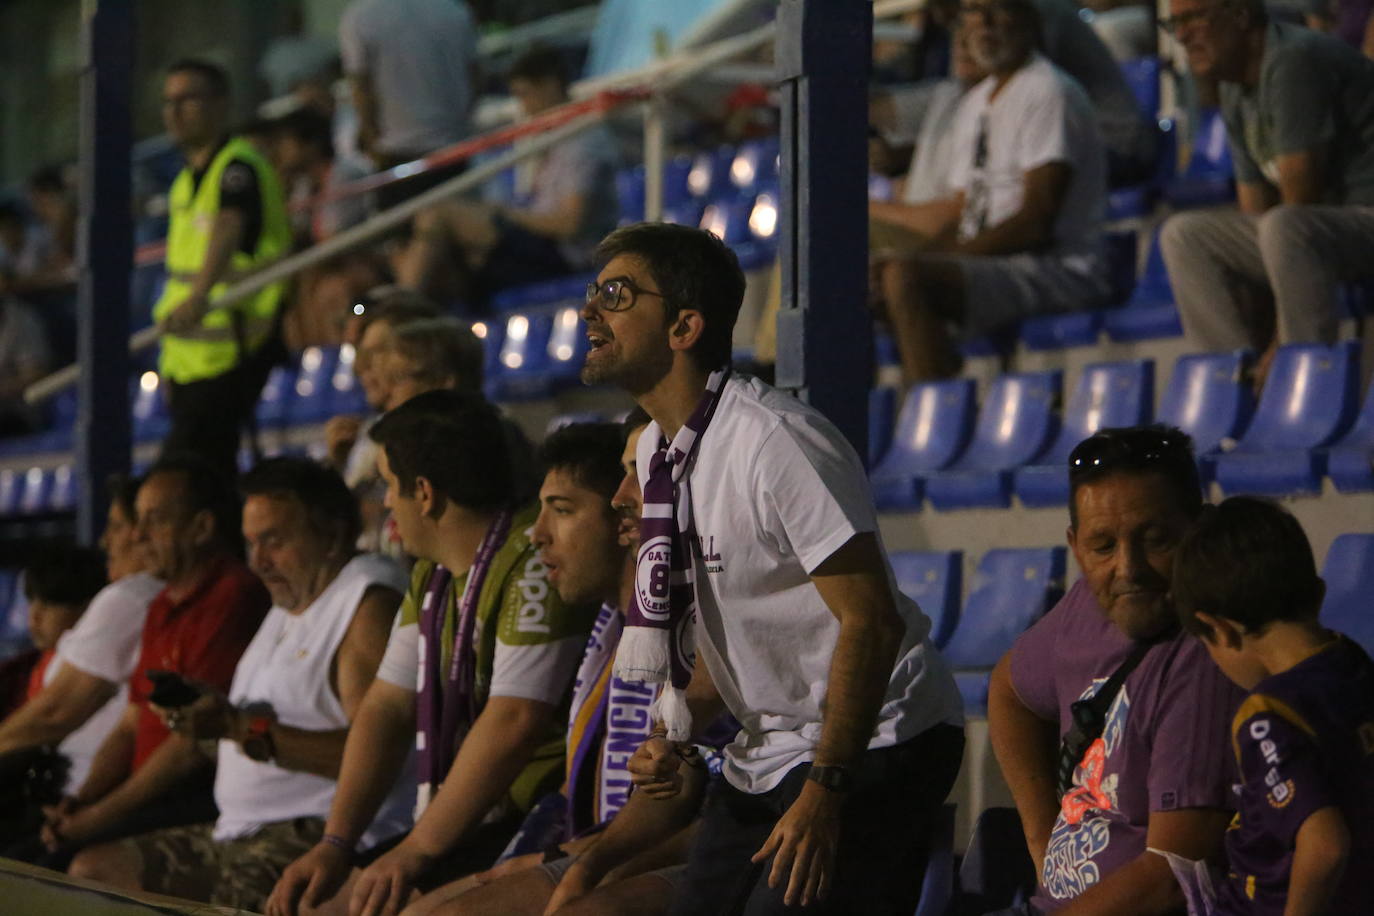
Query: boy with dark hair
1173 496 1374 915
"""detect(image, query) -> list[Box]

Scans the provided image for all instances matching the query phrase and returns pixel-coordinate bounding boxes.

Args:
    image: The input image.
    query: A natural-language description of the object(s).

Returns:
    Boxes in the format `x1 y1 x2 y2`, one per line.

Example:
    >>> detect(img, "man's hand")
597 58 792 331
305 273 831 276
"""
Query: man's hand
750 780 843 908
349 839 433 916
266 841 354 916
154 688 239 743
325 416 363 470
41 797 110 852
543 858 598 915
159 293 210 335
627 736 687 799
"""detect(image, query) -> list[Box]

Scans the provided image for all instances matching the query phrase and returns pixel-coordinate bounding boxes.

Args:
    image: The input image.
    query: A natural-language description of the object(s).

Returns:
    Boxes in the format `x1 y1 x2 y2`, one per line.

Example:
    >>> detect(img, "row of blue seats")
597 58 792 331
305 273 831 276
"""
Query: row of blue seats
870 341 1374 511
897 533 1374 715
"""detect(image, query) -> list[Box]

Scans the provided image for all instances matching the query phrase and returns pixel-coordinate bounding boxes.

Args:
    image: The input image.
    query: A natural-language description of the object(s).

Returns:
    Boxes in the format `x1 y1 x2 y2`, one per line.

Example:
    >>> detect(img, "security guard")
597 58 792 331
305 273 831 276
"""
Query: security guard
154 59 290 479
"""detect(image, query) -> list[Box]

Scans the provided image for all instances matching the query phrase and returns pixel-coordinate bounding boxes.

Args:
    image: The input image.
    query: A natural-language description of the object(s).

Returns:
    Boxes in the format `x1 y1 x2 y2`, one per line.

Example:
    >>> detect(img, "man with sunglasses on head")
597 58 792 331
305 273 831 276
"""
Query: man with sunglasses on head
1159 0 1374 391
987 425 1245 915
580 222 965 915
875 0 1111 383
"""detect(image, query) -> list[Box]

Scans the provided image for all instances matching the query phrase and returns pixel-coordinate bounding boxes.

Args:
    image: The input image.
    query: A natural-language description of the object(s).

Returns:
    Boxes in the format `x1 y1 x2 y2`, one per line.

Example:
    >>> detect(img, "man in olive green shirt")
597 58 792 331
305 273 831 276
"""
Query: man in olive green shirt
266 390 596 916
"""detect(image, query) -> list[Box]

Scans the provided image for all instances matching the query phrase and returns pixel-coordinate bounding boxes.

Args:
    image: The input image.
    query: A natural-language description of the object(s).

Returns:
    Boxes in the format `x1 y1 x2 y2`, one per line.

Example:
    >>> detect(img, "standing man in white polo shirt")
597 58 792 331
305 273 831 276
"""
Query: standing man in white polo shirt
580 223 965 914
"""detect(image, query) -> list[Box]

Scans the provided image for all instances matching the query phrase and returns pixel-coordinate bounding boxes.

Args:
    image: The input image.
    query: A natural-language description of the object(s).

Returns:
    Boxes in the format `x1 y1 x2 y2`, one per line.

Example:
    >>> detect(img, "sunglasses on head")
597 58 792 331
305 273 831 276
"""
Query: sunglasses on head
1067 428 1191 481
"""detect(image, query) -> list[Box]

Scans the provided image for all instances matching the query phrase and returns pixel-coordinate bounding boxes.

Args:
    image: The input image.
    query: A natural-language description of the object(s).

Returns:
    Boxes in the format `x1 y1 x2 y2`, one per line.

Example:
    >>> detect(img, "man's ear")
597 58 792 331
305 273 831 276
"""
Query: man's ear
415 475 441 521
188 508 217 549
1194 611 1243 649
667 308 707 354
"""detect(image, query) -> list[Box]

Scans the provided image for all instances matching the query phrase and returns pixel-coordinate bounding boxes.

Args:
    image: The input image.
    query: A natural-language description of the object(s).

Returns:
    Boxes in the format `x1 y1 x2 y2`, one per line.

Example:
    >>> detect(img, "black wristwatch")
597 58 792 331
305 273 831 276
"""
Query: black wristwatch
806 764 854 792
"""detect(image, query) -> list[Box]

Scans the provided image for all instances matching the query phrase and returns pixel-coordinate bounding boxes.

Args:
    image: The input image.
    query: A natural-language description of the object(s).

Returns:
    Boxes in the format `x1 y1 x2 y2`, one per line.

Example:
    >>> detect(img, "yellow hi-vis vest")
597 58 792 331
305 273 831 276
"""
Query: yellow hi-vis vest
153 136 291 384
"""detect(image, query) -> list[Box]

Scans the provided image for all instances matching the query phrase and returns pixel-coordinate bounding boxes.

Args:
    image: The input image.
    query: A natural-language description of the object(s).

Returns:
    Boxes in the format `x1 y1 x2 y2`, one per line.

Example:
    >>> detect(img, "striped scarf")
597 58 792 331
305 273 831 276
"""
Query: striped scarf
614 367 730 742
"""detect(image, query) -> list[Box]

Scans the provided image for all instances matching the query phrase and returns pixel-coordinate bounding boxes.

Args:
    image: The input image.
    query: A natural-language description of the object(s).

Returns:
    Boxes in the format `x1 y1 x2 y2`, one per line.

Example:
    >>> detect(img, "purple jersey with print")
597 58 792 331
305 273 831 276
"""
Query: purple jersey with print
1010 580 1243 911
1217 637 1374 915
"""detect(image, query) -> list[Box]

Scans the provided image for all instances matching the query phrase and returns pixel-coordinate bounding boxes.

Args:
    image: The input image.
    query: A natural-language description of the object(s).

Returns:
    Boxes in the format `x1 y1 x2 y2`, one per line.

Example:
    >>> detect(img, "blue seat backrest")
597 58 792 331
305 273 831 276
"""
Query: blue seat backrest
132 370 167 424
0 470 23 517
616 165 646 222
1119 56 1161 120
256 364 297 426
328 343 368 416
48 465 76 513
1159 351 1253 454
730 136 780 193
881 378 977 473
952 371 1062 471
688 146 738 200
889 550 963 649
1320 534 1374 654
18 467 50 516
1132 225 1172 305
1335 375 1374 447
663 154 694 207
941 547 1066 668
496 311 554 375
293 346 339 409
869 386 897 467
747 185 781 242
699 196 756 245
1187 108 1234 177
1236 341 1360 451
1039 360 1154 466
546 304 589 373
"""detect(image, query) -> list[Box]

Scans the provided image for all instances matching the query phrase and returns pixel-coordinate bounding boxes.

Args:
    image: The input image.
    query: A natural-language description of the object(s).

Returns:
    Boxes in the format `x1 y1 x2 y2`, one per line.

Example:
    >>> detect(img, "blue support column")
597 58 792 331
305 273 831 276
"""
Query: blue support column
774 0 873 463
75 0 134 543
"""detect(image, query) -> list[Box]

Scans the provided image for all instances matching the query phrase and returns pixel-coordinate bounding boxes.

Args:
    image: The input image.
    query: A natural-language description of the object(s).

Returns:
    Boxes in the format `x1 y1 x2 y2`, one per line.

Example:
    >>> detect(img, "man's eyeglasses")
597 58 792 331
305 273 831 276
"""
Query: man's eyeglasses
585 277 668 313
1067 428 1192 480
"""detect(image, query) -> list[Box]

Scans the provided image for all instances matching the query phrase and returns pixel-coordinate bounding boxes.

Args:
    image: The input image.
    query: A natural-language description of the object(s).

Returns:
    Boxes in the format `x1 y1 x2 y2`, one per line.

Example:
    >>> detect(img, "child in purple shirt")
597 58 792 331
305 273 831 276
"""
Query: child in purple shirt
1173 496 1374 916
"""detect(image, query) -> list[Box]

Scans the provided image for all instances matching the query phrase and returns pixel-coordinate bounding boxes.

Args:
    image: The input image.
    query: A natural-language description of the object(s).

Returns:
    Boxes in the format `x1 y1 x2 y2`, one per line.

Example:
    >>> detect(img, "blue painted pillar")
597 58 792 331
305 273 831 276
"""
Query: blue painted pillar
75 0 133 543
774 0 873 463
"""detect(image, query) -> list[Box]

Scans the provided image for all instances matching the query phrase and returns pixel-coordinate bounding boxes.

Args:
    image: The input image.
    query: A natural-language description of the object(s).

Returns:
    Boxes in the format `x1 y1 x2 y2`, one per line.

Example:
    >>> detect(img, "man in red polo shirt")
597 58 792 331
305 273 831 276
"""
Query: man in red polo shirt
42 455 269 858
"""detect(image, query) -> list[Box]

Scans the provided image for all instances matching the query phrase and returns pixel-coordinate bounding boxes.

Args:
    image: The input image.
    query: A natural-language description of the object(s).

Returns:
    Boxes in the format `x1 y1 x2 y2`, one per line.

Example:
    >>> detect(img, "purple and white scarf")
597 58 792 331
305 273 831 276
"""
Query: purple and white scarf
614 367 730 742
415 510 513 815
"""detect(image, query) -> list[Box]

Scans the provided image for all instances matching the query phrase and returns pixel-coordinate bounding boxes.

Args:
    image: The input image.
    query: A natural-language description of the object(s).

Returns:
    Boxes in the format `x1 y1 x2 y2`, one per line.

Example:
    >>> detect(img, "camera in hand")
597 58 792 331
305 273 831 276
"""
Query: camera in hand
146 669 202 708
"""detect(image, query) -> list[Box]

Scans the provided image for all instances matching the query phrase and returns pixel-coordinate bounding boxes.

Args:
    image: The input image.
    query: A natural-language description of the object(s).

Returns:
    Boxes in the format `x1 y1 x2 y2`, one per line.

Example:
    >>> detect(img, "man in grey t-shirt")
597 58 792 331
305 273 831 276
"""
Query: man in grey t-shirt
1160 0 1374 386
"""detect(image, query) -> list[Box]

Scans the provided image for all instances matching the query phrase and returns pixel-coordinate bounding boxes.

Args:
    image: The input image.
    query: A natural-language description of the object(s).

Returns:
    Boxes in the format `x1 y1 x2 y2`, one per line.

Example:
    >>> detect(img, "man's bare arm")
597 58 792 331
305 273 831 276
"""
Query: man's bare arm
1275 147 1328 206
72 703 139 804
320 678 416 845
956 161 1071 257
869 196 963 247
0 664 117 755
1285 806 1349 916
987 650 1061 872
1238 180 1279 217
75 732 208 830
187 210 247 302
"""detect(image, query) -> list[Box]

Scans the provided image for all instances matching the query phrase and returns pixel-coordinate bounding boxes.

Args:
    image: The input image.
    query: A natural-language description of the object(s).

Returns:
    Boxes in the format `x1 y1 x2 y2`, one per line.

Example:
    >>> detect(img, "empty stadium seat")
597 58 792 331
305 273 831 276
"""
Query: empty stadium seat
924 372 1061 510
286 346 340 424
544 304 590 388
1213 341 1361 496
1120 57 1161 124
17 467 49 516
489 310 556 401
871 379 977 510
1020 234 1136 350
687 146 738 200
1103 227 1183 341
1014 360 1155 506
47 465 76 513
1327 376 1374 493
1320 534 1374 654
1158 350 1253 481
327 343 369 417
941 547 1065 711
0 470 22 517
889 550 962 649
868 386 897 468
132 370 170 443
699 196 755 246
615 166 646 224
1165 108 1235 208
255 364 297 431
729 136 779 194
471 317 505 379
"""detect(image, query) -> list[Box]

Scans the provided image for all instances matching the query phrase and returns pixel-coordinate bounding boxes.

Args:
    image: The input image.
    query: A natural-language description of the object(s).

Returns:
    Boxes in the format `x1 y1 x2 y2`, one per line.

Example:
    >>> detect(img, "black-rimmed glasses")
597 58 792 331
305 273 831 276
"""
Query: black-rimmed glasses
585 277 668 313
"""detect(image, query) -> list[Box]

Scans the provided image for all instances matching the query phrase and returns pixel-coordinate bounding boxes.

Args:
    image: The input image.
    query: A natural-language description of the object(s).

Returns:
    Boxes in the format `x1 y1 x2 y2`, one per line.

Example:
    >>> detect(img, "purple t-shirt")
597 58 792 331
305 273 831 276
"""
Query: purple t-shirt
1217 637 1374 915
1010 580 1243 911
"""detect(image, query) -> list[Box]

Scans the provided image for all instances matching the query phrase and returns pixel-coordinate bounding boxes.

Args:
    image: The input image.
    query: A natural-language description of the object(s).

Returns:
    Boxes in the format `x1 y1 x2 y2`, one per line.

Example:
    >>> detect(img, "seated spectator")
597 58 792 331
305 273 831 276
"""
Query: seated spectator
67 458 411 913
16 165 77 297
41 456 270 861
398 45 620 306
266 390 598 916
0 476 163 804
0 264 52 435
987 426 1244 915
0 203 38 281
1160 0 1374 388
1172 497 1374 915
877 0 1110 381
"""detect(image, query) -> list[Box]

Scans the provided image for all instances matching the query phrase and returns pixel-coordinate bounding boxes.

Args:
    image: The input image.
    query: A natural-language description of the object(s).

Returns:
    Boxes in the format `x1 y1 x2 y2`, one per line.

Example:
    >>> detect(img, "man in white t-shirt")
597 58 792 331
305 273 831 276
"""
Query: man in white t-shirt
876 0 1111 382
579 223 965 914
66 458 409 914
0 476 161 786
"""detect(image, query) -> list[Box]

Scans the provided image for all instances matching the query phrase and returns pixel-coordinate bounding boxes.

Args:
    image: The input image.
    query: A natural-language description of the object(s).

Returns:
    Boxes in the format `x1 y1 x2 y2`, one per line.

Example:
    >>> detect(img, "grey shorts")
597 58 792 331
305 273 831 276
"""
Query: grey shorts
925 252 1112 337
537 853 687 893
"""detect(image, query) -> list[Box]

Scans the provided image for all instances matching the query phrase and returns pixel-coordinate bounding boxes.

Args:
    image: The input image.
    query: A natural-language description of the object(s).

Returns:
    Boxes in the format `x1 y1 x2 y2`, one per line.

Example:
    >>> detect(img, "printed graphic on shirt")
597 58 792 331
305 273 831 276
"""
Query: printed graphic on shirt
1043 678 1131 900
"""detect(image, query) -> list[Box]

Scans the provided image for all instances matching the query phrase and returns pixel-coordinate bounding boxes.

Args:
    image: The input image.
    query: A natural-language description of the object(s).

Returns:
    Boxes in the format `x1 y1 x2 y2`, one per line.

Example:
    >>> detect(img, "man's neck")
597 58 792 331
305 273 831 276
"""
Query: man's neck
1239 27 1267 88
286 555 353 616
185 135 227 173
989 52 1031 100
637 360 714 441
164 552 222 603
431 508 503 577
1252 618 1335 680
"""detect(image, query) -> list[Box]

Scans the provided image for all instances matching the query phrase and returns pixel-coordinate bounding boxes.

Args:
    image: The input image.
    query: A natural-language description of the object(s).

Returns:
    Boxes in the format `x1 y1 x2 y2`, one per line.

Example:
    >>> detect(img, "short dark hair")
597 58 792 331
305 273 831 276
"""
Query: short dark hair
144 453 243 555
389 317 485 393
1173 496 1323 638
274 108 335 160
595 223 745 370
354 287 441 338
369 389 514 512
106 472 143 522
1067 425 1202 528
167 58 230 98
621 405 651 443
24 546 106 607
508 45 568 88
27 165 66 197
539 422 625 501
241 457 362 550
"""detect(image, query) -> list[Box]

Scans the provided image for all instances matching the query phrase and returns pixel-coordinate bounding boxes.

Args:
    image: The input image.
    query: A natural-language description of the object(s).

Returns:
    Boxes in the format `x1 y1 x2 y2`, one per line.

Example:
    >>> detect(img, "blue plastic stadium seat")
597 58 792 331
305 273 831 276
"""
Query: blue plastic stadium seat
132 369 170 443
1158 350 1253 482
471 317 506 384
1014 360 1155 507
1320 534 1374 654
615 166 646 224
1103 226 1184 341
287 346 341 425
544 304 589 389
17 467 50 516
661 199 705 228
1327 375 1374 493
256 364 297 430
1120 57 1161 121
940 547 1066 712
868 386 897 469
687 146 738 200
914 804 957 916
327 343 369 417
1020 311 1103 352
924 371 1062 510
0 470 26 517
699 196 755 246
955 807 1037 912
1165 108 1235 208
1213 340 1361 496
490 273 595 315
47 465 76 513
871 379 977 510
889 550 962 649
729 137 779 195
731 186 781 271
489 310 556 401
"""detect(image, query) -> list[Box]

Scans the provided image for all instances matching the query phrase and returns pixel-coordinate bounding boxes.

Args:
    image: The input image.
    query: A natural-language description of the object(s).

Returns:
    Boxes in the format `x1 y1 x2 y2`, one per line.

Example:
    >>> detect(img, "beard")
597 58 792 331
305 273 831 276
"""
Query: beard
580 342 673 395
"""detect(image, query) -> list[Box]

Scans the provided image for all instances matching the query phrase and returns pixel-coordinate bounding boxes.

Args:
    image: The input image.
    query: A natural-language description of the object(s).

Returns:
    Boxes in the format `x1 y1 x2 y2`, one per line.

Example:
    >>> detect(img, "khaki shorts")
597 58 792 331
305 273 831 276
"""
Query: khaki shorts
129 816 324 910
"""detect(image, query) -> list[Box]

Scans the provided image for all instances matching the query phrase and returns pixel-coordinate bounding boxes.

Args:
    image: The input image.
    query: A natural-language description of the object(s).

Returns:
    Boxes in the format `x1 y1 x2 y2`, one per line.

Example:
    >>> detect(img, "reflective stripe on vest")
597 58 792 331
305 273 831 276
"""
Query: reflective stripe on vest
153 137 291 384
